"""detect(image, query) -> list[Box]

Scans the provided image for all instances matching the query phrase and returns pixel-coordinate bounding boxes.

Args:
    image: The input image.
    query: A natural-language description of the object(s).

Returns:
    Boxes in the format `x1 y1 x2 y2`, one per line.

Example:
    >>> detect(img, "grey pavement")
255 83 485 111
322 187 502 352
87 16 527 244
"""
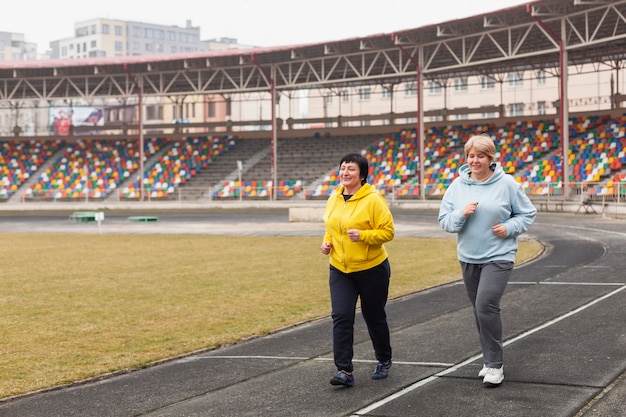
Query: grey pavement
0 207 624 417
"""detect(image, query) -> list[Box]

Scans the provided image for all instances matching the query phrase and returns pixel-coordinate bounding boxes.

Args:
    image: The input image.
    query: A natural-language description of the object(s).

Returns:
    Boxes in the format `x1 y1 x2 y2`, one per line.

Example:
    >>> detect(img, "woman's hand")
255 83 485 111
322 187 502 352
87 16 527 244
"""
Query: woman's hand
462 201 479 217
492 223 508 238
347 229 361 242
321 241 332 255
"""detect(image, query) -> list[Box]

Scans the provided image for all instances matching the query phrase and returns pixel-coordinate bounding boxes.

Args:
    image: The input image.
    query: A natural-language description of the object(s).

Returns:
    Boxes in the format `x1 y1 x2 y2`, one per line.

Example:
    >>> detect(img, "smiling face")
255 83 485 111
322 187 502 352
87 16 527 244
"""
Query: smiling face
464 134 496 181
467 146 493 180
339 161 362 194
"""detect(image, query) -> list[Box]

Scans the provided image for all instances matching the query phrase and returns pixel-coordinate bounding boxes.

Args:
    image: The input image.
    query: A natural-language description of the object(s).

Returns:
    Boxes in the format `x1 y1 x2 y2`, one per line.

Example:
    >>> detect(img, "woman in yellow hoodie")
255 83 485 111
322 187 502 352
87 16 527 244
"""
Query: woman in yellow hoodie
321 152 395 387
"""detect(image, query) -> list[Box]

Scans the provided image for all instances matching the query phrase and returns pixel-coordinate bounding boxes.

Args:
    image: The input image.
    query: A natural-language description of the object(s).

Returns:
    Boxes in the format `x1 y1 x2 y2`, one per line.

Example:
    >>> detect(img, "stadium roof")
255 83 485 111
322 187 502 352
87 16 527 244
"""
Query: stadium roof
1 0 626 102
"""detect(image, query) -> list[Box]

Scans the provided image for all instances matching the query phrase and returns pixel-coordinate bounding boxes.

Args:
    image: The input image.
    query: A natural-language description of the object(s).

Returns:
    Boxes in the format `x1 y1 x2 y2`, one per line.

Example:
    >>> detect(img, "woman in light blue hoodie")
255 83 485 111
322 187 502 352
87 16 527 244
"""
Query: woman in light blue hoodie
438 134 536 387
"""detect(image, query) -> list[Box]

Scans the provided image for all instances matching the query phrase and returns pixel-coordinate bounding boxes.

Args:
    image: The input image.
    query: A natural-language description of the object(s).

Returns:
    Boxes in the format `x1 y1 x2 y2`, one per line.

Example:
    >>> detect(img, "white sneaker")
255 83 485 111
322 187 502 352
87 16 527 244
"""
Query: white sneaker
482 366 504 387
478 364 488 378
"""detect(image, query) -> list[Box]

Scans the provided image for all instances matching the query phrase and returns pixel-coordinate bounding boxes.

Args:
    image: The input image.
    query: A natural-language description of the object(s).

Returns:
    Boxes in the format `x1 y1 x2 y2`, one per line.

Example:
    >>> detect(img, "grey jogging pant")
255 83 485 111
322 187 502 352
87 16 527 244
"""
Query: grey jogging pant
460 260 514 369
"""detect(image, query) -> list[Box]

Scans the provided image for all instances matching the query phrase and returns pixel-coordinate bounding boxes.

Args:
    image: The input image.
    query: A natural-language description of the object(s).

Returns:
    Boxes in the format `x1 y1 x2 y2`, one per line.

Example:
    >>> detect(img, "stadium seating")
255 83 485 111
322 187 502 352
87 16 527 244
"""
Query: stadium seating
4 113 626 203
120 135 236 200
23 138 167 200
0 139 65 200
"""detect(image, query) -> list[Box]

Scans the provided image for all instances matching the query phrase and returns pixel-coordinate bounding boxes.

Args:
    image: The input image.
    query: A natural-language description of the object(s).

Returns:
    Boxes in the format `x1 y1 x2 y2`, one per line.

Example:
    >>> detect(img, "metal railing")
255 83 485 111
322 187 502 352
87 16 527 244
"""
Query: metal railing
6 181 626 206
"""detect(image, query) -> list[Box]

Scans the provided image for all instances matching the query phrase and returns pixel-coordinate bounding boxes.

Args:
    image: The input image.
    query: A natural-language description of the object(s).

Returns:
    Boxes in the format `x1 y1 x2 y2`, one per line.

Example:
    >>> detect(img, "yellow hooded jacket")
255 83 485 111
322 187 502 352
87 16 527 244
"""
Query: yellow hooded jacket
323 183 395 273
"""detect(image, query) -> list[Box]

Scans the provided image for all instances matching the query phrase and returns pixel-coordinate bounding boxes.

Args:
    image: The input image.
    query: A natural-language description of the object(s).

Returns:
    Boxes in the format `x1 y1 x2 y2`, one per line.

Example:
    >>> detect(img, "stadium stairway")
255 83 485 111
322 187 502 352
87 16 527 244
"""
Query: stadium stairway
7 147 67 203
183 139 271 200
105 144 171 202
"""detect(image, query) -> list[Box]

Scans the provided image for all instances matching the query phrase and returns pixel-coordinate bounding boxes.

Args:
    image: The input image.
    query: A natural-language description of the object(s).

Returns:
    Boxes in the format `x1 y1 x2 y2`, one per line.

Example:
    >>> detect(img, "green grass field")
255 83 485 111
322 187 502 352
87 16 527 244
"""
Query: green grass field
0 233 543 399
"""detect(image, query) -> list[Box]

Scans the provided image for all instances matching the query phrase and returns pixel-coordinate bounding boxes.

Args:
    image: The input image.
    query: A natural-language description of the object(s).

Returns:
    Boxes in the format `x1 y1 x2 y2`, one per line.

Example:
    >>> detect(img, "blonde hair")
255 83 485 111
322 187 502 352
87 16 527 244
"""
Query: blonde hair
464 134 496 161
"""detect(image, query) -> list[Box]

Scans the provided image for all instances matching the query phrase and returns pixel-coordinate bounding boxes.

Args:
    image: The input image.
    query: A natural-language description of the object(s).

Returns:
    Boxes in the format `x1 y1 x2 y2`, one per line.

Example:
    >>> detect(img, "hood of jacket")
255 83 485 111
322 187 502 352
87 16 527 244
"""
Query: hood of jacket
458 163 505 185
334 182 376 200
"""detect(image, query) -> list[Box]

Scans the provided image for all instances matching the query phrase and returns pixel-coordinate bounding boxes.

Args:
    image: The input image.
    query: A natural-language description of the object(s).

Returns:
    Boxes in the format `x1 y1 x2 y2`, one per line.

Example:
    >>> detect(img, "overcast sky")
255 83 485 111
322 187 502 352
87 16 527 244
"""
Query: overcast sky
4 0 528 52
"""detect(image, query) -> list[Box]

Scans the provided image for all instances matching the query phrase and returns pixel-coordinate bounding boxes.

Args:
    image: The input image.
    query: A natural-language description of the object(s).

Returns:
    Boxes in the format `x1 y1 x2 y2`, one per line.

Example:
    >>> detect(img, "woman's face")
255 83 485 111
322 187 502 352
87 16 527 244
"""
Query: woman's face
339 161 362 190
466 146 492 179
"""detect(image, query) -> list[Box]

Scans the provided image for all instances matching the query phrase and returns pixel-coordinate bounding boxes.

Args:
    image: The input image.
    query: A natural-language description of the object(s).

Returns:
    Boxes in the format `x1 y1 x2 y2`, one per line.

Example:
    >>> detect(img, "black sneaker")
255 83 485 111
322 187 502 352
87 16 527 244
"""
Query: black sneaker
330 370 355 387
372 359 392 379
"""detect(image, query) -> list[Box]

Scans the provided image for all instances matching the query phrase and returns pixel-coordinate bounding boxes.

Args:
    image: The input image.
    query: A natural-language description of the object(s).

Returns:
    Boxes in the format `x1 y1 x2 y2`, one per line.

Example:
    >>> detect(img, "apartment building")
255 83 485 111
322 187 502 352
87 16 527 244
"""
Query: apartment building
6 19 252 135
0 31 37 61
49 18 203 59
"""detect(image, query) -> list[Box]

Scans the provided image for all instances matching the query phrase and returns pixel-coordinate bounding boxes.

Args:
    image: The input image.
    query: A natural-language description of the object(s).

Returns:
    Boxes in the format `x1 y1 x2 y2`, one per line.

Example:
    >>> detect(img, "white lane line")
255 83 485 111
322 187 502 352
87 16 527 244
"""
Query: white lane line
196 355 310 360
539 281 625 286
352 284 626 416
196 355 453 368
510 281 625 286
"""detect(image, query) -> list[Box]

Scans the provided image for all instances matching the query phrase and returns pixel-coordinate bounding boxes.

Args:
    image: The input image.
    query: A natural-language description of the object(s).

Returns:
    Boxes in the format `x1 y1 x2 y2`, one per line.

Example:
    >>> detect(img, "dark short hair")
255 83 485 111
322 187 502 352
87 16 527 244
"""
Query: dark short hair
340 153 369 185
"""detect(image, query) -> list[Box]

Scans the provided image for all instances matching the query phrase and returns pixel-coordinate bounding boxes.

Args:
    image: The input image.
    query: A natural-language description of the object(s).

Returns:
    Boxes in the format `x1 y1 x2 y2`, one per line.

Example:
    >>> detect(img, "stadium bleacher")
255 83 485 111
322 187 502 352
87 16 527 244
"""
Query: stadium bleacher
21 138 167 201
0 139 66 200
3 113 626 204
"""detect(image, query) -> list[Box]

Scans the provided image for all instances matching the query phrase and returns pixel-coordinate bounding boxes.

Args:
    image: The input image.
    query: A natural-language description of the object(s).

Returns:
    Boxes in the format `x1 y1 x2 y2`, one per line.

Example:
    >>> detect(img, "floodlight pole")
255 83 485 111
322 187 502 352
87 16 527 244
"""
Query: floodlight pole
392 34 425 200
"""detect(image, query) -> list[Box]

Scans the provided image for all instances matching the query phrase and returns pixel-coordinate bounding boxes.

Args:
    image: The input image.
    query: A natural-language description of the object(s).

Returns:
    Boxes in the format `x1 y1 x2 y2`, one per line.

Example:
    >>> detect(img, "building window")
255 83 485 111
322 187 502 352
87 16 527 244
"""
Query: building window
341 90 349 103
537 101 546 115
537 70 546 85
91 24 97 35
208 101 217 118
405 82 417 96
102 24 110 34
324 93 332 104
382 86 391 99
508 72 523 87
76 26 89 37
507 102 525 116
115 41 123 52
480 76 495 90
145 43 153 52
146 105 163 120
428 81 442 94
91 40 97 48
115 25 123 36
132 27 142 37
358 88 371 101
454 78 468 91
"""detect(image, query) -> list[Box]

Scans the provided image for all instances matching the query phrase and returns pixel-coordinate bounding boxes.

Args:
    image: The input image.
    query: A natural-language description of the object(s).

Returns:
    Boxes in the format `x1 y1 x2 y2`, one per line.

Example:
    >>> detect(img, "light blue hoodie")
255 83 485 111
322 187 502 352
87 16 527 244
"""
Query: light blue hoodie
438 164 537 264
